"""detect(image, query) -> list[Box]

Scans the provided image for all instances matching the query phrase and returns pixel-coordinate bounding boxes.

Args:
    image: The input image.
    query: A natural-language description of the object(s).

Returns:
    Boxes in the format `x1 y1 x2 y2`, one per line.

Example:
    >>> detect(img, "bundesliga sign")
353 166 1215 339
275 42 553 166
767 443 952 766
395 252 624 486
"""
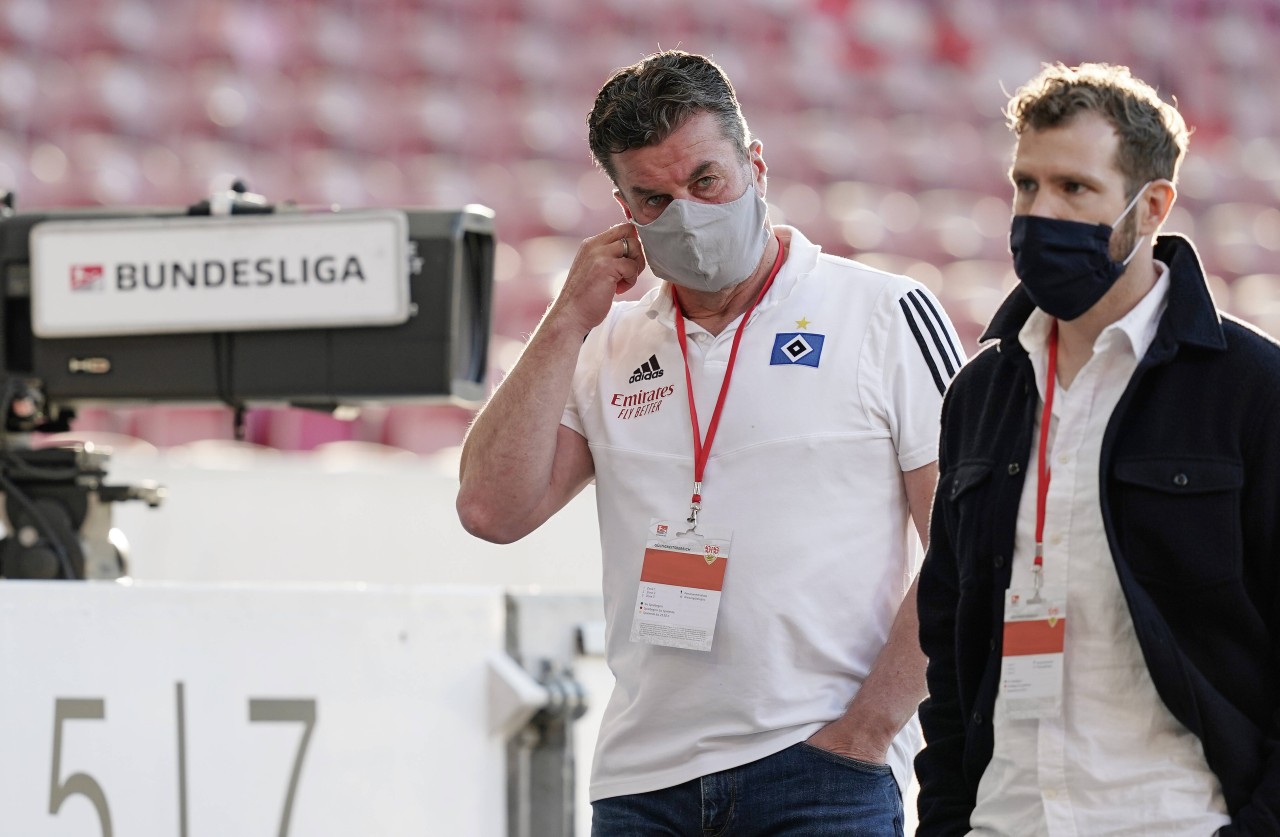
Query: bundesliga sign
29 210 411 338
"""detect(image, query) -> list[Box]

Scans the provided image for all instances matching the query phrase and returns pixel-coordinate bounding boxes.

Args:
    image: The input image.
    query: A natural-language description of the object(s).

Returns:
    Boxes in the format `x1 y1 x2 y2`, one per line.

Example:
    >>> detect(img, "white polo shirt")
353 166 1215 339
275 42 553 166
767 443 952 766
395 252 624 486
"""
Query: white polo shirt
563 226 963 801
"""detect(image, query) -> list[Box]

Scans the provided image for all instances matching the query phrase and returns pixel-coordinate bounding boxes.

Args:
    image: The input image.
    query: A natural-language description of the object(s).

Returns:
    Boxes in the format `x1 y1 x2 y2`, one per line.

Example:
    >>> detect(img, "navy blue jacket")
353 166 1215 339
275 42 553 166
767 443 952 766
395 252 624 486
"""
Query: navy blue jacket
916 235 1280 836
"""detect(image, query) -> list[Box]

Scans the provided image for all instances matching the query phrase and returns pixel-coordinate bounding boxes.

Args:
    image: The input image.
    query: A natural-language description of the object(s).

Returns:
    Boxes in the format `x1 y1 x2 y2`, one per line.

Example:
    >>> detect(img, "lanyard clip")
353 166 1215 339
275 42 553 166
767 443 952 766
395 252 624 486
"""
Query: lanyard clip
1030 543 1045 602
686 482 703 529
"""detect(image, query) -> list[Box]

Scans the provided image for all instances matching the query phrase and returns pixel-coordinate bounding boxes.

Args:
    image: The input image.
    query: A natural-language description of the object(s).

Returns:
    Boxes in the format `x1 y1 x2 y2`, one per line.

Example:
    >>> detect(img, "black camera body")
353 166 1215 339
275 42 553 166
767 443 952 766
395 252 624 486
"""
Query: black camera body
0 190 496 579
0 191 495 432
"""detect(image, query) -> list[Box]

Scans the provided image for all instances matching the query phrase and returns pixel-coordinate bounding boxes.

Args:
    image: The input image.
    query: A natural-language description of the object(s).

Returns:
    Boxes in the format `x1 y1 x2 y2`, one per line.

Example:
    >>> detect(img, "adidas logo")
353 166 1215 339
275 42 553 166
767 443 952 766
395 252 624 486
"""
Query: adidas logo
629 354 664 384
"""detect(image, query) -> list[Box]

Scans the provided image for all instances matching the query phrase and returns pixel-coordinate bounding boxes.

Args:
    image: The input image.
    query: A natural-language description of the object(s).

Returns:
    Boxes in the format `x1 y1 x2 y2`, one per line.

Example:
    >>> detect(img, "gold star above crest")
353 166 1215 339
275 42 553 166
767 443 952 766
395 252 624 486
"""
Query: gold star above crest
795 317 811 330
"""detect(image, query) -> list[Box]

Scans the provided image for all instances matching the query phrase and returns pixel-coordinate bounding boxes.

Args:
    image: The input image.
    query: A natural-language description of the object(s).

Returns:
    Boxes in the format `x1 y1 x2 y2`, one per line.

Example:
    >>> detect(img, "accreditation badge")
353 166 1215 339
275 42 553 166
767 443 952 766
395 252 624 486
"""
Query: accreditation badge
998 586 1067 720
629 519 731 652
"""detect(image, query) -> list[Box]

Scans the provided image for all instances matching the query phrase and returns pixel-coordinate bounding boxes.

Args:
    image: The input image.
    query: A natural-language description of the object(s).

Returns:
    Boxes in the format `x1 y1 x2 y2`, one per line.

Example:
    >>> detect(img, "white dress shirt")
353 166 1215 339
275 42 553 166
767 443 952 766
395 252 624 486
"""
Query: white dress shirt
967 262 1231 836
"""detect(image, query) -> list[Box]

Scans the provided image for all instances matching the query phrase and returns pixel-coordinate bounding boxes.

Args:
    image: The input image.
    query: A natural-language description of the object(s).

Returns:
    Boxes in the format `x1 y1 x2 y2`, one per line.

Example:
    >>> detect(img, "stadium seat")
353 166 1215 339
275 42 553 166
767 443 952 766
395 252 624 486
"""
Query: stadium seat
4 1 1277 449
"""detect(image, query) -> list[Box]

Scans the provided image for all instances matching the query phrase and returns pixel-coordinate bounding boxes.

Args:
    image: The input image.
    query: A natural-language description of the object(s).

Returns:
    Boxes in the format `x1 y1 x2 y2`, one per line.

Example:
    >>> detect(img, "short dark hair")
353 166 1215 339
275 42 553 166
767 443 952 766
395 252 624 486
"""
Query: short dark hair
586 50 751 182
1006 62 1190 195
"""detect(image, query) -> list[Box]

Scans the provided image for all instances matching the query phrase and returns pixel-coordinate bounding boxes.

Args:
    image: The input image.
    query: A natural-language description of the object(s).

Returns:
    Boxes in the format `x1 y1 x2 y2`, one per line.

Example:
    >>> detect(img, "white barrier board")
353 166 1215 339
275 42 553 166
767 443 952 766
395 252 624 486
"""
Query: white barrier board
102 447 605 592
0 581 506 836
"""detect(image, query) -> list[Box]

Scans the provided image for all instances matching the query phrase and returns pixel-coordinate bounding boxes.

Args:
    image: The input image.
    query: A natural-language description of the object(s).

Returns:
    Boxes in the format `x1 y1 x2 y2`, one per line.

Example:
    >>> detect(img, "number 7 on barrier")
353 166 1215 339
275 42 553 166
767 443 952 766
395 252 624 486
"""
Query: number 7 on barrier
249 698 318 837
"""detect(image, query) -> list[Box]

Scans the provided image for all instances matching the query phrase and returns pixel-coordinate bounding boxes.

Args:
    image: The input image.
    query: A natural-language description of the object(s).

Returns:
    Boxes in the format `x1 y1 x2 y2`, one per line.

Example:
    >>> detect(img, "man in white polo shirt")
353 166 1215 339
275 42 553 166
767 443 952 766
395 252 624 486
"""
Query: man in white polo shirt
458 49 963 835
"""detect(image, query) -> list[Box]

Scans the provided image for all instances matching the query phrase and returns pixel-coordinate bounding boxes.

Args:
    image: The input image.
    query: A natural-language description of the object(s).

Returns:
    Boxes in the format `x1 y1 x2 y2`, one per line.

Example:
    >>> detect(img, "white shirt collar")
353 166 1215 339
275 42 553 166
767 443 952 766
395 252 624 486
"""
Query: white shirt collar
1017 259 1171 361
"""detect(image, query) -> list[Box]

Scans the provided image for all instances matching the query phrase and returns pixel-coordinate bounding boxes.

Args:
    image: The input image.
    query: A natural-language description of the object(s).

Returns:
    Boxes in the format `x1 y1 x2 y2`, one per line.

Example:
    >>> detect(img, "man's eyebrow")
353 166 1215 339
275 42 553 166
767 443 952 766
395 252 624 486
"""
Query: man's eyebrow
1008 167 1104 189
686 160 717 182
626 160 722 198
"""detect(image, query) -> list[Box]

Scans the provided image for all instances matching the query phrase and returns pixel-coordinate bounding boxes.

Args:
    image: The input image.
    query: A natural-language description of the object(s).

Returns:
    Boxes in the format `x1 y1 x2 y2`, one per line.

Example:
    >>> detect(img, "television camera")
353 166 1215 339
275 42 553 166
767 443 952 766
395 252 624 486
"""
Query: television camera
0 184 496 580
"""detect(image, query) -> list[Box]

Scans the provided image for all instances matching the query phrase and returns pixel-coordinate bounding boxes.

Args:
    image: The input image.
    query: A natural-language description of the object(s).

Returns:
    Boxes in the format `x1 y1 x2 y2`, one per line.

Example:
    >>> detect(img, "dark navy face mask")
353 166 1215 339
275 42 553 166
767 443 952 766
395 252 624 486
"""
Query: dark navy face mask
1009 184 1149 321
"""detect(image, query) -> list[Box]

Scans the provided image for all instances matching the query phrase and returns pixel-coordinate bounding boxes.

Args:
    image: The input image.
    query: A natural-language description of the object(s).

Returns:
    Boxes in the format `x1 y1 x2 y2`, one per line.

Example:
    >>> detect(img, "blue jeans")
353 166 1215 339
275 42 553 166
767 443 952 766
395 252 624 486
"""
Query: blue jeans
590 741 904 836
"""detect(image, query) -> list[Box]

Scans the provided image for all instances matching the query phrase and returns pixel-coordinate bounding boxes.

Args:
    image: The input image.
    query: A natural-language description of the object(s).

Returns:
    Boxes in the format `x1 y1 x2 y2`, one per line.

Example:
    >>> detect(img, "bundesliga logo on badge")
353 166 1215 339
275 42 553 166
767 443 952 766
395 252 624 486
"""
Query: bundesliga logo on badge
70 264 105 291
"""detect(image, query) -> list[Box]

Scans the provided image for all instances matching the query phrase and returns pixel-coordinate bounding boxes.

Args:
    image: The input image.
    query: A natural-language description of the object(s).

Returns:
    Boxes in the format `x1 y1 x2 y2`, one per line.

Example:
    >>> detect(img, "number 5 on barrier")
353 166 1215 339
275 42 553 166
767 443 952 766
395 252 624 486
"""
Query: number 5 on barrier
49 697 113 837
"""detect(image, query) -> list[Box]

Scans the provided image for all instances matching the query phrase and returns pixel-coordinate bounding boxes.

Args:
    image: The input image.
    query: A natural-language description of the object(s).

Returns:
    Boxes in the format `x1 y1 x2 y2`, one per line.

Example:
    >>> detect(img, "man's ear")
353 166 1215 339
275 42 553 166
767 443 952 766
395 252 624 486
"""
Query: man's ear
614 189 634 220
1141 179 1177 235
748 140 768 194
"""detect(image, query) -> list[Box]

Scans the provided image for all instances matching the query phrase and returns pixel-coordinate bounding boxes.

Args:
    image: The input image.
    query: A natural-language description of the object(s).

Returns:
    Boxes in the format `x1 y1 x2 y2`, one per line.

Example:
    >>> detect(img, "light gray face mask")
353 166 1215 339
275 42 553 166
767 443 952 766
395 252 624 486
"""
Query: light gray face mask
631 179 769 293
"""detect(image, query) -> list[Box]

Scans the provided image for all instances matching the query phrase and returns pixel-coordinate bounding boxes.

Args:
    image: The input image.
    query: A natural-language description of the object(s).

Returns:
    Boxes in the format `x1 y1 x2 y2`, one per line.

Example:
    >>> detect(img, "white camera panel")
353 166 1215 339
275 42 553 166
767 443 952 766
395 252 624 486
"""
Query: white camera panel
30 211 411 338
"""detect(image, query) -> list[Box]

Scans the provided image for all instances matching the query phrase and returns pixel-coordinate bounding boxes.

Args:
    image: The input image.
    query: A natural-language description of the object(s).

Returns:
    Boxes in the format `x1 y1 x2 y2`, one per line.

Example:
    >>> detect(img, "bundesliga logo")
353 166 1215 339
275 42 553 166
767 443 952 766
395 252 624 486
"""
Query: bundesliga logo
70 265 104 291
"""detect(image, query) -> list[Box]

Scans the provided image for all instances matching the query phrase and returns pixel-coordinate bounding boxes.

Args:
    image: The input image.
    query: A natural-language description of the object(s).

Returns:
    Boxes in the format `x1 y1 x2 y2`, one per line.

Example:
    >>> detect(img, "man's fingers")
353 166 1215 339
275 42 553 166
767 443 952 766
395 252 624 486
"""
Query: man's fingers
606 224 638 261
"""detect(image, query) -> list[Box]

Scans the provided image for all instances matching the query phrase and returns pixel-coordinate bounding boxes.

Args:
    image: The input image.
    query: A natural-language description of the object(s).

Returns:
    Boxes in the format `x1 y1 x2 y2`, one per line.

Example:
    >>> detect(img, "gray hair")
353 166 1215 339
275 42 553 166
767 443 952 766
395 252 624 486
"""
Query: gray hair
586 50 751 182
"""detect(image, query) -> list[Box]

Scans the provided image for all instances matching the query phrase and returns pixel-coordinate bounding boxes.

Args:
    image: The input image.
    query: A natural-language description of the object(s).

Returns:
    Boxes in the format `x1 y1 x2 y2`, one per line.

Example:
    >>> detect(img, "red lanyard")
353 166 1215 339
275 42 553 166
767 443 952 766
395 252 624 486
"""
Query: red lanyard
1033 320 1058 590
672 236 784 528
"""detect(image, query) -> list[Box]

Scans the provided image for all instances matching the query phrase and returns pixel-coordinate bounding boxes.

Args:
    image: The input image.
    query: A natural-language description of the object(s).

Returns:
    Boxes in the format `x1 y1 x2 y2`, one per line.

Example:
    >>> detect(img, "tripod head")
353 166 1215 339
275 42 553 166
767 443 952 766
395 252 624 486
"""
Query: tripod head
0 440 163 580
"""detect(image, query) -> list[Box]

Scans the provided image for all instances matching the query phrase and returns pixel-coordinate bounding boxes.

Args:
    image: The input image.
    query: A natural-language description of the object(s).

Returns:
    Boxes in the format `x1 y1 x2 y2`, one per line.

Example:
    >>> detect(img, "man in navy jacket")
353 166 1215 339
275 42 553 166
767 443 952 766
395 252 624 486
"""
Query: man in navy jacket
916 62 1280 836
